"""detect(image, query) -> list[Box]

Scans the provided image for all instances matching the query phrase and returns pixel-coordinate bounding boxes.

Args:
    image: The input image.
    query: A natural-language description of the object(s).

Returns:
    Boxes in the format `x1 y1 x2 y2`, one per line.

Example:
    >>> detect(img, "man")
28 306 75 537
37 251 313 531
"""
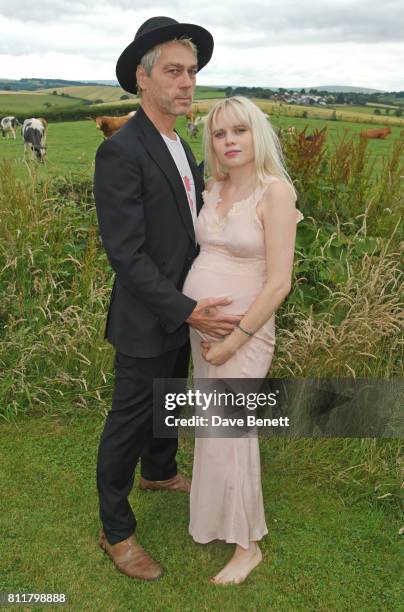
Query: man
93 16 242 581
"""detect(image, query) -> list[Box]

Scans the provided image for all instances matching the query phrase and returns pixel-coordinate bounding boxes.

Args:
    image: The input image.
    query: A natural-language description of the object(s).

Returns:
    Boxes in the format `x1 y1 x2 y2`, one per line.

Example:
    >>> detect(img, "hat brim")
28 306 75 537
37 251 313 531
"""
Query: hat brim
116 22 214 94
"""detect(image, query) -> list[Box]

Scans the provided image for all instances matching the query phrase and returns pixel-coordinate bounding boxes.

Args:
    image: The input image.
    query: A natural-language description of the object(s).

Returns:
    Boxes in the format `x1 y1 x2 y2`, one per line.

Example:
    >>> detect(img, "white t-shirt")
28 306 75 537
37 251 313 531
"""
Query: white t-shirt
160 132 197 229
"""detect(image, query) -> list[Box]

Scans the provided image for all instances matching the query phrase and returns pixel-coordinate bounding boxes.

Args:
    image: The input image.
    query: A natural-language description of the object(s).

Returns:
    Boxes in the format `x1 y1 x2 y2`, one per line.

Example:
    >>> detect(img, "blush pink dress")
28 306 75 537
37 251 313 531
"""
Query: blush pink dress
182 176 304 549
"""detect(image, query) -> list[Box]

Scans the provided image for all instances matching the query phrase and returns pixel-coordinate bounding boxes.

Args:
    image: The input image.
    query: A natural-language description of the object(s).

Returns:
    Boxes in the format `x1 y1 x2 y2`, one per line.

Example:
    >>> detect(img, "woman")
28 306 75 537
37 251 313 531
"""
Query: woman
182 96 303 585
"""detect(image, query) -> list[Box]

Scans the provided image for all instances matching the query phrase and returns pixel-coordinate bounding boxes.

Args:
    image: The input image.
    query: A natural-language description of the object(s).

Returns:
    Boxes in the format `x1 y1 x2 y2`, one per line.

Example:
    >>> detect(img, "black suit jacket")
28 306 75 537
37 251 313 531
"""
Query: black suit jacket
93 106 203 357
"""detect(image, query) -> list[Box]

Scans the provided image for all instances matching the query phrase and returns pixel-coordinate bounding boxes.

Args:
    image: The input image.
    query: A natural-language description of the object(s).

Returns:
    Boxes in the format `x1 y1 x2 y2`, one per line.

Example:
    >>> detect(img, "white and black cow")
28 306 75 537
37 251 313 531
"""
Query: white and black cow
1 116 21 139
22 118 47 162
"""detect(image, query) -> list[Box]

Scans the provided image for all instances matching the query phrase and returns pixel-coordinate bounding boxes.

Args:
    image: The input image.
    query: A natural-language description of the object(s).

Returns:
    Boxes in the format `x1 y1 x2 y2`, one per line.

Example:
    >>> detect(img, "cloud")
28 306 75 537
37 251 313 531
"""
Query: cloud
0 0 402 89
1 0 403 43
190 0 404 46
198 41 404 90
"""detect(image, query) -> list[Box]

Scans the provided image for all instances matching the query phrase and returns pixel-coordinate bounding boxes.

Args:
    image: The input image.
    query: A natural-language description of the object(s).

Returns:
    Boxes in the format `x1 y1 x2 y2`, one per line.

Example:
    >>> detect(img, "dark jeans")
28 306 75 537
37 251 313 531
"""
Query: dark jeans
96 342 190 545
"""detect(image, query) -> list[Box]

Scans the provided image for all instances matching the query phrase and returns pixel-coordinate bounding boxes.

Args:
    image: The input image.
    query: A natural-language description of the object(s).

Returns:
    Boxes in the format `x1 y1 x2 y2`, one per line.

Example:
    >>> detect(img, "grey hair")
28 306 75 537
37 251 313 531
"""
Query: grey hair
137 37 198 95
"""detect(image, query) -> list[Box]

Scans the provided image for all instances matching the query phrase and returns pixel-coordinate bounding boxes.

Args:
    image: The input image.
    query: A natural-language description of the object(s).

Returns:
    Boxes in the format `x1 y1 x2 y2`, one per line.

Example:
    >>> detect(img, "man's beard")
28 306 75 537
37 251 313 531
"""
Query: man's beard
159 95 192 117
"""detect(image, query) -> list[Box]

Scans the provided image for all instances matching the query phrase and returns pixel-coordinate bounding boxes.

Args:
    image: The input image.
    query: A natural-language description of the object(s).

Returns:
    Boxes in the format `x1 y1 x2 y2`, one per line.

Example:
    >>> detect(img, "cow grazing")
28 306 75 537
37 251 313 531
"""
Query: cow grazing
185 104 202 124
22 118 47 162
37 117 48 144
186 121 199 139
1 116 21 139
360 127 392 139
95 111 136 139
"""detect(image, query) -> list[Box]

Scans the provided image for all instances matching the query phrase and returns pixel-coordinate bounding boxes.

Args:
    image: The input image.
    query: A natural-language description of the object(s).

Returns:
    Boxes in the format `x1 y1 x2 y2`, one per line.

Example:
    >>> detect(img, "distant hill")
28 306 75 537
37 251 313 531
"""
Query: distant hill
83 80 119 86
0 78 113 91
309 85 385 94
0 78 389 95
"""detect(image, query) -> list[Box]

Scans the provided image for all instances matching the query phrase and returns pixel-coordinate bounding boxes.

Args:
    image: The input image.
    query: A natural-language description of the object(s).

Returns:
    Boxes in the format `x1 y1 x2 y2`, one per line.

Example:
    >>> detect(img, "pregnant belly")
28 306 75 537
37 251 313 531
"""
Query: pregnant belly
183 260 265 315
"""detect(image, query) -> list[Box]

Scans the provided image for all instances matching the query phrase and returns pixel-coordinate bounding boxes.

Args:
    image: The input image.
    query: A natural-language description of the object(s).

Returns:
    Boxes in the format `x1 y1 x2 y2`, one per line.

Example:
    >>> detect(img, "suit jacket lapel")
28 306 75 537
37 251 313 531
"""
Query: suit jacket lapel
132 107 196 244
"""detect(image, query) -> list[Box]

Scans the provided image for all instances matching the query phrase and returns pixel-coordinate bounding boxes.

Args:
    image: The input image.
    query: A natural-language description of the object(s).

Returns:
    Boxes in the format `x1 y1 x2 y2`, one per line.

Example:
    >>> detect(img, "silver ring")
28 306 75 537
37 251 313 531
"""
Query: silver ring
204 307 210 315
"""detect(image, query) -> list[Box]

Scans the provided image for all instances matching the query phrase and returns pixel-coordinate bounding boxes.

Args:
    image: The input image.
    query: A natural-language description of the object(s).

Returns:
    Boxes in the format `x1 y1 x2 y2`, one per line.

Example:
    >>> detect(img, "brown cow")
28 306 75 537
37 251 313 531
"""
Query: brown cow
186 104 200 124
95 111 136 138
360 127 391 139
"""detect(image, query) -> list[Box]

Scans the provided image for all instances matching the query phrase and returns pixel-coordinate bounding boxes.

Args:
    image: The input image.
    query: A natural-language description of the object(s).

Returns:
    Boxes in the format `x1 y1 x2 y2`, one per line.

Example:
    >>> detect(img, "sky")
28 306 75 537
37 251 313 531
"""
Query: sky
0 0 403 91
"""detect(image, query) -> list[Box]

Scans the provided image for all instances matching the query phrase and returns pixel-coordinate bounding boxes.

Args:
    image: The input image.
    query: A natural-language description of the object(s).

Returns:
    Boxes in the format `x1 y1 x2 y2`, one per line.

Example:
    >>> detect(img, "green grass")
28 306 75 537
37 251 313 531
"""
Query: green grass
0 114 402 181
194 87 226 100
335 104 401 115
0 92 84 115
38 85 135 103
0 96 402 610
0 415 401 611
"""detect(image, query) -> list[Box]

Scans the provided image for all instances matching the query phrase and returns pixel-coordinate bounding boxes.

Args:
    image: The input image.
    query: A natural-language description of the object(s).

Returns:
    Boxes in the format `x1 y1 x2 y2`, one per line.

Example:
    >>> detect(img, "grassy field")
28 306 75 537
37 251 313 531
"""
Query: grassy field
38 84 137 103
255 100 404 127
37 85 225 104
0 417 402 611
0 97 402 611
0 92 85 115
3 91 404 127
0 113 402 181
335 104 402 115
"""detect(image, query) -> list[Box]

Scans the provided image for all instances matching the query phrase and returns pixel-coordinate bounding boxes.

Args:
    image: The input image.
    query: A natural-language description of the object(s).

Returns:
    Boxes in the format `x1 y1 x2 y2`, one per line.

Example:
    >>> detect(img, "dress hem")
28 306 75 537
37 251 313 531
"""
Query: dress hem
189 529 268 550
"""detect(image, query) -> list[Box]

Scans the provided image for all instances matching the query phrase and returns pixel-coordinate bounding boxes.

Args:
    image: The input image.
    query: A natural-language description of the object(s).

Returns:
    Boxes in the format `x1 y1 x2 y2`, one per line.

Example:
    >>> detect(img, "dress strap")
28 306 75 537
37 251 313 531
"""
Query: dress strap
253 177 304 225
252 177 280 206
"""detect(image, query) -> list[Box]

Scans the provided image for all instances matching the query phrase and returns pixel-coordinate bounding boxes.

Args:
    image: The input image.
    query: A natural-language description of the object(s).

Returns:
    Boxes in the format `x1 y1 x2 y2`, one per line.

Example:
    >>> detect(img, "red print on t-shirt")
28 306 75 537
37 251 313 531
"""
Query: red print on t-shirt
183 175 194 213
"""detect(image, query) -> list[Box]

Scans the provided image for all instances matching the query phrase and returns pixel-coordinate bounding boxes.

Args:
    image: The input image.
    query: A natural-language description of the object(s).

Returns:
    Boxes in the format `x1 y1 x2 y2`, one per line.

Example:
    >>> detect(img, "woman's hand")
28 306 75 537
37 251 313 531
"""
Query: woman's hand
201 337 238 366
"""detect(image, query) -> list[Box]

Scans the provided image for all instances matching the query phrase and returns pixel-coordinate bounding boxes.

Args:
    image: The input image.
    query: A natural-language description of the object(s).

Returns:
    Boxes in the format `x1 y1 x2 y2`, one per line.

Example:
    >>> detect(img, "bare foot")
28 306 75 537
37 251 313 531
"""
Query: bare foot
210 542 263 585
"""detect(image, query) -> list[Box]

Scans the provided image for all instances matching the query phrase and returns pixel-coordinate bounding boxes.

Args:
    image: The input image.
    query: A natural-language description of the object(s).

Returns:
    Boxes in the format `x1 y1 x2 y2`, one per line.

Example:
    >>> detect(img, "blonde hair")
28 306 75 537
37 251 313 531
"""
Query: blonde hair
203 96 296 197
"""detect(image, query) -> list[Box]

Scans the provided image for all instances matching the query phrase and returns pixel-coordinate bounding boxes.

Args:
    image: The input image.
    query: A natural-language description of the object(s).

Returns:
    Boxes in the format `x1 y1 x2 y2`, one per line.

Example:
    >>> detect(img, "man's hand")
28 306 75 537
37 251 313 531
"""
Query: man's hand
185 297 243 339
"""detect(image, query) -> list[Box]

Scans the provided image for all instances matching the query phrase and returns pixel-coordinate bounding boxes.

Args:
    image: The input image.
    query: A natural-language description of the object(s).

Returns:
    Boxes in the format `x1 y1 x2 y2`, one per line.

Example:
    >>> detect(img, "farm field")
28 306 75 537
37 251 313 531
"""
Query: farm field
37 84 225 104
0 89 402 610
334 104 403 115
38 84 137 103
0 92 85 115
1 113 402 182
255 100 404 127
187 98 404 127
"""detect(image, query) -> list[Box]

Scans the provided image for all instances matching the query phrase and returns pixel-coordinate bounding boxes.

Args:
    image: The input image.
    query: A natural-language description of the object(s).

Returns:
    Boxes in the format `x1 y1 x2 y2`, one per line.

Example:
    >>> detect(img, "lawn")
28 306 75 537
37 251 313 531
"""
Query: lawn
0 416 401 611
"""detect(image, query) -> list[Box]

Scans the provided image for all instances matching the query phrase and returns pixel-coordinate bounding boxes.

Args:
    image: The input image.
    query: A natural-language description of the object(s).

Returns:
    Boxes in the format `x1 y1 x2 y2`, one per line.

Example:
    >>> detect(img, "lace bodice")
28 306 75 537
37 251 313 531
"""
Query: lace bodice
195 177 304 262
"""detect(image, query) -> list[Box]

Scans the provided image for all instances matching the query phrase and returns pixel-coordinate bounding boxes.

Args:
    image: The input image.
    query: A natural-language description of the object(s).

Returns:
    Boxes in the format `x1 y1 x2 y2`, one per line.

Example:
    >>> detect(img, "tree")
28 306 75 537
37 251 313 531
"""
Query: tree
394 107 403 117
373 109 381 115
120 94 129 100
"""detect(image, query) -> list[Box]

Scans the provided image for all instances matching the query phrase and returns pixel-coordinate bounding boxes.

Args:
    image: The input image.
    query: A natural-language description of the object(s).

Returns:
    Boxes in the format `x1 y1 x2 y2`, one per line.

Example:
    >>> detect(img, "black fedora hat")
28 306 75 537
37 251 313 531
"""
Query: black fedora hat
116 16 214 94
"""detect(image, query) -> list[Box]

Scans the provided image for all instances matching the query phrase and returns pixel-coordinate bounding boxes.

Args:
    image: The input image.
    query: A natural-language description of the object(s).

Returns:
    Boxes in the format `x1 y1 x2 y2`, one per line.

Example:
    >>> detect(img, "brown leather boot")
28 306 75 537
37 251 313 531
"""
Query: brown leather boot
99 530 164 580
139 473 191 493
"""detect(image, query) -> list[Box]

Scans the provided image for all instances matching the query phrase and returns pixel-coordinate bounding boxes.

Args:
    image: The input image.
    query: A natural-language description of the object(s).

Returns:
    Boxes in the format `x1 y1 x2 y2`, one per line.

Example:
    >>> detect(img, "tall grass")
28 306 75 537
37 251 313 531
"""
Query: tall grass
0 161 112 420
0 127 402 421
